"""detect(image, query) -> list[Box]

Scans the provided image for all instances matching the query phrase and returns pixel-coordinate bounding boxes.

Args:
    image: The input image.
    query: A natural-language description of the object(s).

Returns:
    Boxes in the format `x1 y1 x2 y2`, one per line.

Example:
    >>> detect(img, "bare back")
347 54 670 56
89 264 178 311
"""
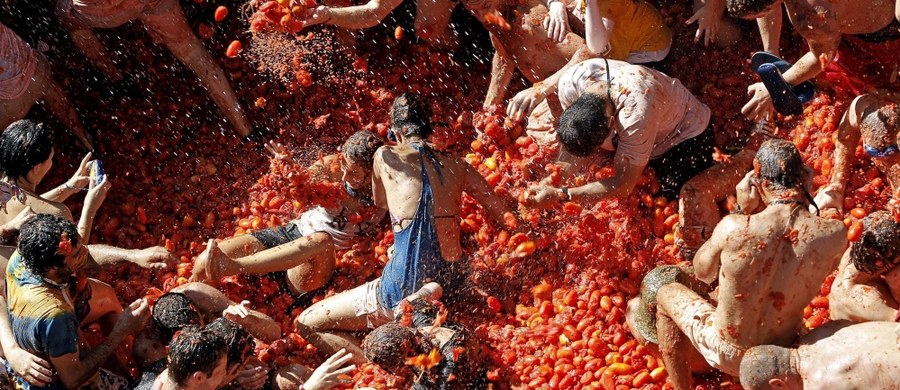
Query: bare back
0 194 73 226
373 144 467 261
492 1 584 83
797 321 900 390
786 0 896 43
713 206 845 348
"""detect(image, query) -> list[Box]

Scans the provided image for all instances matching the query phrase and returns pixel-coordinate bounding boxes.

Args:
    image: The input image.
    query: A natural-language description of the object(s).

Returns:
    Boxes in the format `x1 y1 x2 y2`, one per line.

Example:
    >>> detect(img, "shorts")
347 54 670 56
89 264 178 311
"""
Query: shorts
648 123 715 197
673 298 745 376
250 223 305 249
350 279 394 329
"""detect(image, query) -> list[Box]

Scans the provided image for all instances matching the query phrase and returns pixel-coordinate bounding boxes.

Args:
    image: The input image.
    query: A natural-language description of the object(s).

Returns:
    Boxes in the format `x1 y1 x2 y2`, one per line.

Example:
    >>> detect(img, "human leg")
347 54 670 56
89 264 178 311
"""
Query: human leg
33 54 92 149
54 1 124 81
0 57 46 130
655 283 710 390
294 280 393 364
139 0 251 136
414 0 458 48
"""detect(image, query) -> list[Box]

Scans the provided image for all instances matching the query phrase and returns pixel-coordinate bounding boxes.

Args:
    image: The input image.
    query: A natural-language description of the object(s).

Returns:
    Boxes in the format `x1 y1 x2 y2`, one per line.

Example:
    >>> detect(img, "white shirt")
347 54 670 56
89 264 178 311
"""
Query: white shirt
293 206 385 250
558 59 711 166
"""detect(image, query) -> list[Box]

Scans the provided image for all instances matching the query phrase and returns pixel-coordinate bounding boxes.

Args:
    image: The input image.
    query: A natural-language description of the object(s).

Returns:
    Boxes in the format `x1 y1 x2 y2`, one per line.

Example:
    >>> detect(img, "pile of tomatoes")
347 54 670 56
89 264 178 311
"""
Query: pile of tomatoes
18 0 896 387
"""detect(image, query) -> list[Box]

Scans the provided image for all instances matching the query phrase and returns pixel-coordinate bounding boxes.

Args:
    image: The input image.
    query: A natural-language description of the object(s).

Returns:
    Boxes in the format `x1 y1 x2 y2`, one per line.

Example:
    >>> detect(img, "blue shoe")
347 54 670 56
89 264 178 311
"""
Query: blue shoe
750 52 816 115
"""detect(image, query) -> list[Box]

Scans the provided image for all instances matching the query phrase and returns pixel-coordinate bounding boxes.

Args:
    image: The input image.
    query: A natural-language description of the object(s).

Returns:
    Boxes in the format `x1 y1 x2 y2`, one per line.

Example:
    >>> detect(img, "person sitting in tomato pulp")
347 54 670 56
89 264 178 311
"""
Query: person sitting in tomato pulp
190 130 386 297
295 94 516 365
814 92 900 215
54 0 251 137
0 23 91 150
728 0 900 121
363 283 487 389
150 325 228 390
739 321 900 389
828 211 900 323
3 214 150 390
651 140 846 390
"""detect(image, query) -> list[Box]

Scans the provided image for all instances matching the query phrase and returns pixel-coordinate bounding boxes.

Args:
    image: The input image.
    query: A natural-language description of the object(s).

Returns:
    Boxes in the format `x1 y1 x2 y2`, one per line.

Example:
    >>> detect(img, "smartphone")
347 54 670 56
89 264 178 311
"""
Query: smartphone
88 160 105 187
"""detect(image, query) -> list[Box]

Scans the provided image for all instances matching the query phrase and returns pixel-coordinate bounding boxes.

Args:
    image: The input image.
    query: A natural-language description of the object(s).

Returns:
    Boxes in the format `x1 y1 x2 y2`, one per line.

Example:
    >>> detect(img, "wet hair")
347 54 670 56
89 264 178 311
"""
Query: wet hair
739 345 794 390
557 93 610 157
168 326 227 386
205 318 253 367
850 211 900 273
342 130 384 168
152 292 202 341
860 104 899 142
754 139 806 190
391 93 433 139
726 0 778 18
363 323 420 372
0 120 54 181
17 214 78 276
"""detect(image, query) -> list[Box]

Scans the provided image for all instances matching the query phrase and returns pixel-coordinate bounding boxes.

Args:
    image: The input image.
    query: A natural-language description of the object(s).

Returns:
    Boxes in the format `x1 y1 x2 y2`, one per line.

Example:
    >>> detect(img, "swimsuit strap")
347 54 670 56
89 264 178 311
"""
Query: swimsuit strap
411 143 445 185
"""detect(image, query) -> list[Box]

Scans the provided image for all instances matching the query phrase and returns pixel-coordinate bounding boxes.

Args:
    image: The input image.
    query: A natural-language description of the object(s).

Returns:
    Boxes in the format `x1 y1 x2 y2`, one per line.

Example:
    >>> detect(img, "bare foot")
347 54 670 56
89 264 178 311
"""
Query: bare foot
191 239 229 285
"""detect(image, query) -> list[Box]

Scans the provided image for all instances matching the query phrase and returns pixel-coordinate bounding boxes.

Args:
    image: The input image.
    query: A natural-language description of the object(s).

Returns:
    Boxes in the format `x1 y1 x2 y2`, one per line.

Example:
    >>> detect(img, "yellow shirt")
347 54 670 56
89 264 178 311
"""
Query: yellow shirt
574 0 672 61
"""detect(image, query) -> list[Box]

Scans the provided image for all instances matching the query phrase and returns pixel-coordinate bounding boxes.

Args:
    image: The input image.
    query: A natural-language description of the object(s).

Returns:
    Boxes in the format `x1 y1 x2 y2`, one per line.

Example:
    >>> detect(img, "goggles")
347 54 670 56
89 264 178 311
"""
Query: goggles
864 143 899 158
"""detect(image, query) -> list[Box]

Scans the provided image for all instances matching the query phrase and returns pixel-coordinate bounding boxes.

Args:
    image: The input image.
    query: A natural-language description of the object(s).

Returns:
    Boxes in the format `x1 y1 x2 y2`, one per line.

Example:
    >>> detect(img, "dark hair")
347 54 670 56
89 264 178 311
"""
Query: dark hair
754 139 806 190
391 93 433 139
726 0 778 18
0 120 54 181
168 326 227 386
739 345 793 390
860 104 899 141
152 292 202 341
850 211 900 273
17 214 78 276
557 93 610 157
342 130 384 168
363 323 419 372
205 318 253 367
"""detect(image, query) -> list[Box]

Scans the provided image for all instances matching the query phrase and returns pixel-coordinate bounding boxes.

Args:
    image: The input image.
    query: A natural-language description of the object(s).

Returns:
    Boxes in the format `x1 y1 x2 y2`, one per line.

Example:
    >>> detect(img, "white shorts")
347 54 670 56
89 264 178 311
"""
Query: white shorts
674 298 745 376
350 278 394 329
626 46 671 64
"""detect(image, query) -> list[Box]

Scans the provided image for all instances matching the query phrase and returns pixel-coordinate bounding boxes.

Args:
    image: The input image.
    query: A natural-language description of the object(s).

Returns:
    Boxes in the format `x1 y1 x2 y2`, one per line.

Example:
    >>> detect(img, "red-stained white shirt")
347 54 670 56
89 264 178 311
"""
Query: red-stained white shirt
0 23 36 100
558 59 711 166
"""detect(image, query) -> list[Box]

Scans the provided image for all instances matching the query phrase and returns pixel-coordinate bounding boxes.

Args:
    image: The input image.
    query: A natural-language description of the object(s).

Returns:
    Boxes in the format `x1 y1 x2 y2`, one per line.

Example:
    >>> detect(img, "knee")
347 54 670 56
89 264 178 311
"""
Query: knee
294 307 322 334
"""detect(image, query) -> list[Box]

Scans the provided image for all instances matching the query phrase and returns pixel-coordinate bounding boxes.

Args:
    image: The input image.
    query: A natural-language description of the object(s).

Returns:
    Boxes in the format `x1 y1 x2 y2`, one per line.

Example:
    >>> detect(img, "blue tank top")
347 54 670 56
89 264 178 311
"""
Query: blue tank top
377 145 452 309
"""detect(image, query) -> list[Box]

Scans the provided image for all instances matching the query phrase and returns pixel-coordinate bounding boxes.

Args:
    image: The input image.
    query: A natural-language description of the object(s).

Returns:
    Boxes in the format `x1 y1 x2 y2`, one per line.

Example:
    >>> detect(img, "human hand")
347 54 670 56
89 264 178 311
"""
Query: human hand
114 298 151 336
84 174 111 209
543 1 570 43
524 184 560 209
7 206 35 231
302 349 356 390
735 171 761 213
265 141 291 161
129 246 174 270
303 6 331 27
741 83 775 122
812 183 843 214
507 87 546 122
236 362 268 390
6 347 54 387
686 0 724 46
65 153 93 190
224 300 252 324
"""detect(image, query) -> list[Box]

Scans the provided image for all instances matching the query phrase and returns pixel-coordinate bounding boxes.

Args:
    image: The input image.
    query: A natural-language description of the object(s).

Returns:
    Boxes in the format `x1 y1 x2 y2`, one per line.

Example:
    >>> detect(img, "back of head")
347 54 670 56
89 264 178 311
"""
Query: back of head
152 292 202 341
363 322 417 372
0 120 54 181
168 326 226 387
860 103 899 142
391 93 432 139
342 130 384 167
557 93 610 157
726 0 777 18
754 139 805 191
18 214 78 276
739 344 793 390
850 210 900 273
205 317 253 367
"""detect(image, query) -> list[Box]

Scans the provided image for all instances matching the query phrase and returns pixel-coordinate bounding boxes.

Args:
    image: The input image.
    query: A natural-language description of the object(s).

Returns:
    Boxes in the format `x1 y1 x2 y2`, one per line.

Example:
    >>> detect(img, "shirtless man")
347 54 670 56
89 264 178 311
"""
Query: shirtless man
301 0 458 48
54 0 251 137
0 23 91 149
727 0 900 121
815 92 900 214
740 321 900 389
829 211 900 323
295 94 516 364
655 139 847 389
191 131 386 295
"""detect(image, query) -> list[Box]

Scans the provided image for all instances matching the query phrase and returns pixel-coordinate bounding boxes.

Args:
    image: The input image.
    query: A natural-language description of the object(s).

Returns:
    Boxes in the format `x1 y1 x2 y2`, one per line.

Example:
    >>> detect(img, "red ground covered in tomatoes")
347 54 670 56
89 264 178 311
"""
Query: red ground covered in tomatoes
6 0 895 388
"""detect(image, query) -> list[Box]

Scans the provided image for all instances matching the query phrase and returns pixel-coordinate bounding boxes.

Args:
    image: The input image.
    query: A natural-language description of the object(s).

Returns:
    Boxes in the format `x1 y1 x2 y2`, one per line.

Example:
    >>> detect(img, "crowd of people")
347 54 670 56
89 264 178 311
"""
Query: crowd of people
2 0 900 389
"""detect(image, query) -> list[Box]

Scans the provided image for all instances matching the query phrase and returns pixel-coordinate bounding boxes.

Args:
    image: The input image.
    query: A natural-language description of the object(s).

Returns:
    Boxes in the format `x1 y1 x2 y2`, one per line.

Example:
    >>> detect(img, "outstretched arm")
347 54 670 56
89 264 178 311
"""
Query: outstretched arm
830 253 899 322
173 282 281 342
507 46 594 121
303 0 403 30
461 160 515 228
816 97 863 212
484 34 516 108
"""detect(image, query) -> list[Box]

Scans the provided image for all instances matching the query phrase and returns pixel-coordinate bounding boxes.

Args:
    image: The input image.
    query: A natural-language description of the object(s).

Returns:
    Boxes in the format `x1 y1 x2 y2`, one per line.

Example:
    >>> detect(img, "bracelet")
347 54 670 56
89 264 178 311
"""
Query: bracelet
63 183 88 191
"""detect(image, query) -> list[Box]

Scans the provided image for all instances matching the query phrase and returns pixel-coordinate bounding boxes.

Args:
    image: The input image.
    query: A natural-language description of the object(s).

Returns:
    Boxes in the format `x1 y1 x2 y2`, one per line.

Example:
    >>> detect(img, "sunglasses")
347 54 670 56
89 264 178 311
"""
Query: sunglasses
864 143 899 158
